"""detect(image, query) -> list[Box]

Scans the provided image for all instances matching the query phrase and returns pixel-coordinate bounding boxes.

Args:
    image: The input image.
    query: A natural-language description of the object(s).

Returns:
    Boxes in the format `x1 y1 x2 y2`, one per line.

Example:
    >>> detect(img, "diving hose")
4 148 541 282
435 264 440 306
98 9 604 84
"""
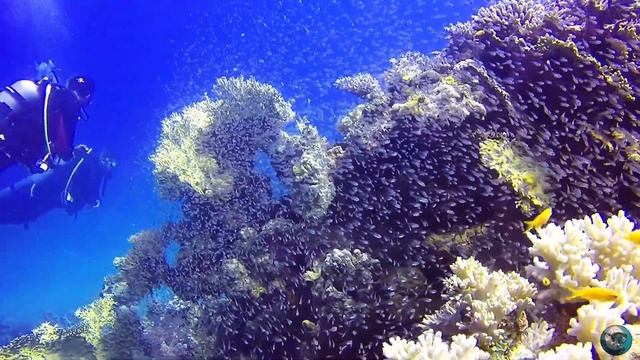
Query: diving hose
41 83 53 172
42 77 92 206
62 147 92 205
26 83 54 198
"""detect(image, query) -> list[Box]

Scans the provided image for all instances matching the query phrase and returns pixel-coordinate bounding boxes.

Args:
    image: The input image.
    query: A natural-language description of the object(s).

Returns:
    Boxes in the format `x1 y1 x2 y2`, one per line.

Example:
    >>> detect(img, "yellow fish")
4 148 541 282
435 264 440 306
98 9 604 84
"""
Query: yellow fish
625 230 640 245
566 286 623 303
524 208 552 232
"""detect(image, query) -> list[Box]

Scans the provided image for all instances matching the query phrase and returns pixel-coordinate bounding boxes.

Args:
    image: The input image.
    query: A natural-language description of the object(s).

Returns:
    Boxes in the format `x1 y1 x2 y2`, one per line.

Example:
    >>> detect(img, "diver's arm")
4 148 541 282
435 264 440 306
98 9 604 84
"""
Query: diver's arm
72 144 91 157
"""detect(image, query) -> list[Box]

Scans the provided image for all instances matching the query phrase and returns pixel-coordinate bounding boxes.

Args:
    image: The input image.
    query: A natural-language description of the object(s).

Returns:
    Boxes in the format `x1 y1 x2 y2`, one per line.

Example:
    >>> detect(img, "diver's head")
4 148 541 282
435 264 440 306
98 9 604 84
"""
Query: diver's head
67 75 95 107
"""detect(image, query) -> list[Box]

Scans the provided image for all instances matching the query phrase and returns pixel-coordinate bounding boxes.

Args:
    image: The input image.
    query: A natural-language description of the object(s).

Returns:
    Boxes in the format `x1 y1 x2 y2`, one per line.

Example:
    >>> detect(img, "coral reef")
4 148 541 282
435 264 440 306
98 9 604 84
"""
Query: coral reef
2 0 640 358
334 73 385 101
150 98 234 200
31 322 61 346
271 119 344 221
388 211 640 359
110 230 170 304
479 136 553 213
383 329 489 360
74 295 116 351
140 295 199 358
536 342 594 359
447 0 640 220
422 257 537 347
527 211 640 300
151 76 296 199
529 210 640 358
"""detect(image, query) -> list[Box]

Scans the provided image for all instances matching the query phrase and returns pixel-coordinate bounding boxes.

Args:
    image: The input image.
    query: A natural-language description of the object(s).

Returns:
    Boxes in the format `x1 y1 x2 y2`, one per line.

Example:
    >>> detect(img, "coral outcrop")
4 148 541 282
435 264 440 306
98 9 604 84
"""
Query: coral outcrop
2 0 640 358
384 329 489 360
387 211 640 359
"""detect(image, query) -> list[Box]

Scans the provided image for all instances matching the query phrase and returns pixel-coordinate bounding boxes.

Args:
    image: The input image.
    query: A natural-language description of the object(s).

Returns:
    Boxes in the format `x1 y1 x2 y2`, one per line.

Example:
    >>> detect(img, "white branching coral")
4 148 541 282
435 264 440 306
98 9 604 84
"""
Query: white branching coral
566 303 625 358
423 257 537 347
537 342 594 360
391 212 640 359
519 320 555 354
527 211 640 315
383 329 489 360
584 211 640 280
527 210 640 359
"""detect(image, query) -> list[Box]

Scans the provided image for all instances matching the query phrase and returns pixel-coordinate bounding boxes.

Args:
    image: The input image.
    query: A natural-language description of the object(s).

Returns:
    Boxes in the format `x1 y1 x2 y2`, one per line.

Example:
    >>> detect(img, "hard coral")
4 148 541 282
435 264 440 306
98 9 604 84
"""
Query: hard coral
271 119 344 221
479 136 553 213
334 73 385 101
31 322 61 346
527 211 640 358
220 258 266 298
536 342 593 359
422 257 537 348
141 295 199 358
527 211 640 308
74 295 116 351
8 0 640 358
111 229 170 304
383 329 489 360
447 0 640 220
150 98 234 200
302 248 384 356
151 76 295 201
405 211 640 359
204 76 295 170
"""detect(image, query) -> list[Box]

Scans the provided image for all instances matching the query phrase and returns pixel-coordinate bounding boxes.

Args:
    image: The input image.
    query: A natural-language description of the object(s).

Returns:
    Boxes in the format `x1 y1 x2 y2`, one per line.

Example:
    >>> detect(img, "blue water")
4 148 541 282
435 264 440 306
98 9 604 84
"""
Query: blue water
0 0 484 344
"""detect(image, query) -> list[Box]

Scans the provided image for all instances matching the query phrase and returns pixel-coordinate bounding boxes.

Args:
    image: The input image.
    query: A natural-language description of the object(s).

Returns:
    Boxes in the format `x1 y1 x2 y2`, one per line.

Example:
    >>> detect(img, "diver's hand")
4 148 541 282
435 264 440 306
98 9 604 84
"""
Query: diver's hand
32 160 50 173
73 144 92 158
32 153 54 173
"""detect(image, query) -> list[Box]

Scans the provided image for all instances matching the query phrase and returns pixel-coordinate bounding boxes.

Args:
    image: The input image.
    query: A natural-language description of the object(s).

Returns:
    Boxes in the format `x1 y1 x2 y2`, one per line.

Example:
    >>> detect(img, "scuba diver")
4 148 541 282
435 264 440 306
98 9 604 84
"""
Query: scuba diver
0 73 94 174
0 63 114 225
0 145 115 225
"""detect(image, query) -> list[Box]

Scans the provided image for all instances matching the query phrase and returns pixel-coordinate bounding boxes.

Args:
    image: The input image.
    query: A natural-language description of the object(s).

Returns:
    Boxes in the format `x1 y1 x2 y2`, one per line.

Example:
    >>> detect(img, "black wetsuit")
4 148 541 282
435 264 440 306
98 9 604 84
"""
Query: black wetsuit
0 79 81 173
0 148 114 225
